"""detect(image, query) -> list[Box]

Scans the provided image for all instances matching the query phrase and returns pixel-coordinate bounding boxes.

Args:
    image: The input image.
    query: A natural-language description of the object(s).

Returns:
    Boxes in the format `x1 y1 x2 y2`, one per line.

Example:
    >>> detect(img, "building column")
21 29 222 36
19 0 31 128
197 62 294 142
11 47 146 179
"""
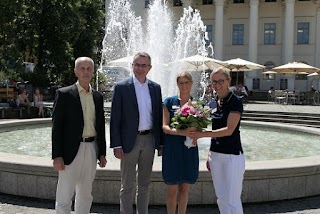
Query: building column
315 3 320 91
246 0 260 90
214 0 225 60
315 3 320 69
248 0 259 63
283 0 295 63
282 0 295 91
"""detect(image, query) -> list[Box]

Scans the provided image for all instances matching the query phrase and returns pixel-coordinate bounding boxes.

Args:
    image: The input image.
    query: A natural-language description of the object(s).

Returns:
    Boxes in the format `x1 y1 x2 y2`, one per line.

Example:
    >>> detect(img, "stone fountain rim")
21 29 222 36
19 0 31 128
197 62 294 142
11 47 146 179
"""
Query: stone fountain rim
1 118 320 204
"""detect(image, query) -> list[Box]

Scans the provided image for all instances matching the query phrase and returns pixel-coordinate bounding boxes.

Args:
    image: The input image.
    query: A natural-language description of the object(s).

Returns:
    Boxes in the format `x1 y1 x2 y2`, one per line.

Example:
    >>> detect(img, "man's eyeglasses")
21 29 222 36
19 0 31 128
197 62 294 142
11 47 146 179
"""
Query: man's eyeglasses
211 79 227 86
132 63 150 69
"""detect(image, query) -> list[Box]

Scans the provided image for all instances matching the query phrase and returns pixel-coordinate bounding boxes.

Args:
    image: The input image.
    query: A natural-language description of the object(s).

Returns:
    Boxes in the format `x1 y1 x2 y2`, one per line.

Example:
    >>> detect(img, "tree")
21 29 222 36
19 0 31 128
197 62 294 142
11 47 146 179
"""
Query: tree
0 0 105 87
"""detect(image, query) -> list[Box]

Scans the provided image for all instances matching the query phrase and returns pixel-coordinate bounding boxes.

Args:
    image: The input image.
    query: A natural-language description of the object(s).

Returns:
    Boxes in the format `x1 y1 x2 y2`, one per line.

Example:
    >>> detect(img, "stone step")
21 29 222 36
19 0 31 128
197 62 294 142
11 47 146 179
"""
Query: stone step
242 116 320 128
244 110 320 116
243 112 320 120
242 110 320 128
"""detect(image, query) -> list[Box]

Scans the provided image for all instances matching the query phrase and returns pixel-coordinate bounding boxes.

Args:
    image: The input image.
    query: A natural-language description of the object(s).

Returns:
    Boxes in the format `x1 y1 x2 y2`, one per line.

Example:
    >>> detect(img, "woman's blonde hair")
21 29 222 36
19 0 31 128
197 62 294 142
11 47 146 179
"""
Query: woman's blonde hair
210 67 230 81
176 71 193 83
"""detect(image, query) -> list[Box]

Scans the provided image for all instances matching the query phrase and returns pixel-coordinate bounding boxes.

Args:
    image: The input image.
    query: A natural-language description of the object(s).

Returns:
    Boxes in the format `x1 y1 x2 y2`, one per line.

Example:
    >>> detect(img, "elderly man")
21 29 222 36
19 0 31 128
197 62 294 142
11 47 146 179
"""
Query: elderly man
52 56 107 214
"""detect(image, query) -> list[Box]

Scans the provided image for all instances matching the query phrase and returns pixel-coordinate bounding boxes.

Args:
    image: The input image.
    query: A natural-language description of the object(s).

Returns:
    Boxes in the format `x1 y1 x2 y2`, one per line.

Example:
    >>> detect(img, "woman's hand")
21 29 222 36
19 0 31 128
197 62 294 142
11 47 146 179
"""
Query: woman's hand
189 130 205 141
179 127 195 137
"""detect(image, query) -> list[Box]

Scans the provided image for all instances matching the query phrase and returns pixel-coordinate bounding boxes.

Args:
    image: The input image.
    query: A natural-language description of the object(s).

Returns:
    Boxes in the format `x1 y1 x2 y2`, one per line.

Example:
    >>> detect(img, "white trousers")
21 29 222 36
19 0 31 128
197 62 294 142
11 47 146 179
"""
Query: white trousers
209 151 245 214
55 142 98 214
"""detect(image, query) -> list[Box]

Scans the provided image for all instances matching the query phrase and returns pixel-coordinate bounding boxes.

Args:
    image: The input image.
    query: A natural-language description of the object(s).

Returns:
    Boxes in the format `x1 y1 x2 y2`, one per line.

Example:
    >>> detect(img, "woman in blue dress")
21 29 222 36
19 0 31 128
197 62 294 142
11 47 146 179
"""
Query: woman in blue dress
162 71 199 214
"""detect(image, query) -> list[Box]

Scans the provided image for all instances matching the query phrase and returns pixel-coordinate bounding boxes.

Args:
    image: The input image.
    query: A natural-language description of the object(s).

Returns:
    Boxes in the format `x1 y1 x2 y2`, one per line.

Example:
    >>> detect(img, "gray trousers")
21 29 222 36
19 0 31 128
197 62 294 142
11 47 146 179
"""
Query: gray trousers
120 133 155 214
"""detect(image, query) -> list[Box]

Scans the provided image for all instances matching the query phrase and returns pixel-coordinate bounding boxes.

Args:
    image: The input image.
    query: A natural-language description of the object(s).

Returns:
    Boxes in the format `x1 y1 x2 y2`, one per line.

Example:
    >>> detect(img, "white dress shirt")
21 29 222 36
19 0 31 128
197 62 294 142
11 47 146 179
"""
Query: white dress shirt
133 76 153 131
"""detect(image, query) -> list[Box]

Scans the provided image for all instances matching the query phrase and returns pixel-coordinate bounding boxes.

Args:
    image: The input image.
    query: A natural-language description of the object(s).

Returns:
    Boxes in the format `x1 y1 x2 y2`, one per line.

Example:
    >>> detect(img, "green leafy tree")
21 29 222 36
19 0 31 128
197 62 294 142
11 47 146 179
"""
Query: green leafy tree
0 0 105 87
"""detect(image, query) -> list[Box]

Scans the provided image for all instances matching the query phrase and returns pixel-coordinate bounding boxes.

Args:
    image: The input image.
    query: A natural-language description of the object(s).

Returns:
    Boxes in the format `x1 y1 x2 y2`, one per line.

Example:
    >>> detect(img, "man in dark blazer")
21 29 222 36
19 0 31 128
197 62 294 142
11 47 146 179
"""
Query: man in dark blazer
110 52 163 214
52 57 107 214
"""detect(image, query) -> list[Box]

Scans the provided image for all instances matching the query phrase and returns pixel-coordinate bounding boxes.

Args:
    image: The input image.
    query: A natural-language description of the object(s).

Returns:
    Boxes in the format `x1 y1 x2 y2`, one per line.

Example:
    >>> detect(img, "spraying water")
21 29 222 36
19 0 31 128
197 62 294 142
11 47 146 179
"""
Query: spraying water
101 0 213 98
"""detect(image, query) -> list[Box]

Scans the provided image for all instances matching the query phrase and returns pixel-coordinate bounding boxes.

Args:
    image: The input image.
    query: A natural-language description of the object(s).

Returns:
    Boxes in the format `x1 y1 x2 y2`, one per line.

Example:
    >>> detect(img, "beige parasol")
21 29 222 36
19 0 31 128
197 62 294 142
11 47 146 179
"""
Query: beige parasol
271 62 320 74
175 54 226 72
222 58 265 84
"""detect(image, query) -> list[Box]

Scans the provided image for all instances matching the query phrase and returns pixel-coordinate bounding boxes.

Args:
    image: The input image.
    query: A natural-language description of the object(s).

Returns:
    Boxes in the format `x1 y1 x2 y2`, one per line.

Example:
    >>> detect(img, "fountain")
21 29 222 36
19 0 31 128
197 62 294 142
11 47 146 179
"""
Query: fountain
1 0 320 206
101 0 213 98
1 119 320 205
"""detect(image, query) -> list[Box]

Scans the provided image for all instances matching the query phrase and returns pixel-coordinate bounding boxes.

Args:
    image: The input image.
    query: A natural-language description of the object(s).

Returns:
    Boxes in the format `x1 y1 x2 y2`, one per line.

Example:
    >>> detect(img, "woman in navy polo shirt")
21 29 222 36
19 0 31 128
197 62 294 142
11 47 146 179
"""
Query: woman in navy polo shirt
191 67 245 214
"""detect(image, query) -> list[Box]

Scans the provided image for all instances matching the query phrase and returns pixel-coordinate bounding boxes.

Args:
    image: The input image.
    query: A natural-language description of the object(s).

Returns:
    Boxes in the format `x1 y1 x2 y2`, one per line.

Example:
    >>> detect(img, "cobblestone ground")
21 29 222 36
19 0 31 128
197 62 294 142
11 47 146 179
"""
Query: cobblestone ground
1 193 320 214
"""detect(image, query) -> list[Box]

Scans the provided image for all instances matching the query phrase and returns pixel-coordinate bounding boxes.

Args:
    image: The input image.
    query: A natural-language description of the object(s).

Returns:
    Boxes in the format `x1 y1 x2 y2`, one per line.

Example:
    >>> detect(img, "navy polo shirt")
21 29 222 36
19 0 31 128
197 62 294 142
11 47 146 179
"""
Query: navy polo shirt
210 92 244 155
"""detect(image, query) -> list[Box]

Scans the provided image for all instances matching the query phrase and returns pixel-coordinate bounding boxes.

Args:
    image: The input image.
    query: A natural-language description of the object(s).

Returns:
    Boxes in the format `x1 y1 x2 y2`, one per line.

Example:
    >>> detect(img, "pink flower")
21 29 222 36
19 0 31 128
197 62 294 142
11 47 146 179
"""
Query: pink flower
181 106 191 116
189 107 197 115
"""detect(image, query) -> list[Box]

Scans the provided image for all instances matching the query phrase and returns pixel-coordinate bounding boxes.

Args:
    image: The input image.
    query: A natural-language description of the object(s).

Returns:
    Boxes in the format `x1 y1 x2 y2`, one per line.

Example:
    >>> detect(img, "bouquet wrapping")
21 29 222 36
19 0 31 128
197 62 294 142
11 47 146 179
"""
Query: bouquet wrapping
170 100 211 148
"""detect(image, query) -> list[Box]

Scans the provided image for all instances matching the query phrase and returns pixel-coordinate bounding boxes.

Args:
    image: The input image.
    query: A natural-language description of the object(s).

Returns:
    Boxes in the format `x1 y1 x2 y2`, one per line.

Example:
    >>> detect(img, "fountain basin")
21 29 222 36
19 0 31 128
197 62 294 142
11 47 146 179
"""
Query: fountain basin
0 119 320 205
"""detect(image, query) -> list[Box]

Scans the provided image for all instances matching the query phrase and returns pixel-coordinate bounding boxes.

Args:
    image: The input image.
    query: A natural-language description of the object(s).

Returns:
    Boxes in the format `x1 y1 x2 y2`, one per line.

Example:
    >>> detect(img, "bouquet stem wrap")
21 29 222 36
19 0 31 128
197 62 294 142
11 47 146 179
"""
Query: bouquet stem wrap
184 136 197 148
184 127 197 148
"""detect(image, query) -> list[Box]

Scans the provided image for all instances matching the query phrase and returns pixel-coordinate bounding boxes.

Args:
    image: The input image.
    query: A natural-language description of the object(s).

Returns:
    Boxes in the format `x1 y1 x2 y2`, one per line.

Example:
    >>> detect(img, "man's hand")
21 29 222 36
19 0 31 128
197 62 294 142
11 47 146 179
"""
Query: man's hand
206 159 211 172
157 147 163 156
113 148 124 159
53 157 65 171
98 155 107 168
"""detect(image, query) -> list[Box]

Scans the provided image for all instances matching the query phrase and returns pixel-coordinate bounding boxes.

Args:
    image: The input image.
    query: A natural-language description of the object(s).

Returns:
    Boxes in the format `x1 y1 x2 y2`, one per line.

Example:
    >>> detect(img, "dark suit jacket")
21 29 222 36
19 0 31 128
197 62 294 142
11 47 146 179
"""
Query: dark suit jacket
110 77 163 153
51 83 106 165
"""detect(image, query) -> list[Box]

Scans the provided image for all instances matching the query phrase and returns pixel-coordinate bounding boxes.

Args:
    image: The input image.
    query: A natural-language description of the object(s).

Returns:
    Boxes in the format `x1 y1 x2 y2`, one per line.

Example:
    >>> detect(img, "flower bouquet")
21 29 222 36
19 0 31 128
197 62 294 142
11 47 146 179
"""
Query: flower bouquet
170 100 211 148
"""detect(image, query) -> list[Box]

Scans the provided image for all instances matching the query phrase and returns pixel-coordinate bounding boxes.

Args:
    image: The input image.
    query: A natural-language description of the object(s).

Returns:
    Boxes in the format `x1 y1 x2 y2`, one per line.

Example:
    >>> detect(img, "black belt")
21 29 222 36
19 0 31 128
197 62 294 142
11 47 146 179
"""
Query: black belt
137 130 151 135
82 136 95 142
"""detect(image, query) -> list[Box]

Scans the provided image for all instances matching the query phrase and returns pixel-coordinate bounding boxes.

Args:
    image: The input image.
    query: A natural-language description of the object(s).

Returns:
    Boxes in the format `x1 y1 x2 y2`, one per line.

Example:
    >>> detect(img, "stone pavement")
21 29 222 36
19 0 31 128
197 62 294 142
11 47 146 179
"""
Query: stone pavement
1 193 320 214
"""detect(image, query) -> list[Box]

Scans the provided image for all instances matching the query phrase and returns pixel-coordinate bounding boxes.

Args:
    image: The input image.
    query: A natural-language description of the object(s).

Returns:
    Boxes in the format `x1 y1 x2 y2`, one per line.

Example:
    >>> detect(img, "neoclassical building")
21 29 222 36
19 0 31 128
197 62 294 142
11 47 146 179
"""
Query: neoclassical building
106 0 320 91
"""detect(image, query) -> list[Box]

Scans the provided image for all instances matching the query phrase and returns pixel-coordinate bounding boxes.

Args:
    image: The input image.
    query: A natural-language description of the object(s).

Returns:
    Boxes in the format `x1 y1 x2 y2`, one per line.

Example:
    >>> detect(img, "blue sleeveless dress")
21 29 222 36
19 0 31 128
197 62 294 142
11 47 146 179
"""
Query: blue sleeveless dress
162 96 199 184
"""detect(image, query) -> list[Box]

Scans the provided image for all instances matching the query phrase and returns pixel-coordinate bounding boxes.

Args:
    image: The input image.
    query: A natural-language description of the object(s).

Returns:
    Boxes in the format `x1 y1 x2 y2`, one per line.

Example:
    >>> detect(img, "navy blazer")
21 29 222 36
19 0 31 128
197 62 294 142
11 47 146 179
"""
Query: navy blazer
51 84 106 165
110 77 163 153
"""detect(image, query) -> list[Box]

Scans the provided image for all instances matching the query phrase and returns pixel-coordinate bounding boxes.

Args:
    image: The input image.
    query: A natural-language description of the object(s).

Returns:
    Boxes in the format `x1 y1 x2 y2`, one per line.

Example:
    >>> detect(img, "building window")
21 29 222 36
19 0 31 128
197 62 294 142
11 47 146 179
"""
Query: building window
264 23 276 45
263 61 275 79
174 0 183 6
297 22 309 44
206 25 213 46
265 0 276 2
295 74 307 80
234 0 244 3
280 79 288 90
263 73 275 80
253 79 260 90
232 24 244 45
203 0 213 4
